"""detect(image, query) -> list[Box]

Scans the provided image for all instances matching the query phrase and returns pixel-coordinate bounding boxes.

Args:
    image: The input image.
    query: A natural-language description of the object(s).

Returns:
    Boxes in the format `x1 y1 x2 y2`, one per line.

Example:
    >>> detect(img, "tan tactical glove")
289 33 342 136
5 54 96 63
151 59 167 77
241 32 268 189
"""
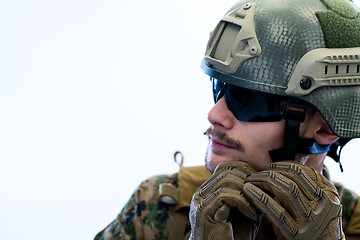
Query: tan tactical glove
189 161 259 240
243 161 345 240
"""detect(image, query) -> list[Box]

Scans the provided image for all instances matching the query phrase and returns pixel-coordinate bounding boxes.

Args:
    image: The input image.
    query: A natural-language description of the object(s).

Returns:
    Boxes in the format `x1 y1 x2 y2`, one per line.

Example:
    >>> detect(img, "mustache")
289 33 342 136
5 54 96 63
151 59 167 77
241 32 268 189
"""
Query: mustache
204 127 244 151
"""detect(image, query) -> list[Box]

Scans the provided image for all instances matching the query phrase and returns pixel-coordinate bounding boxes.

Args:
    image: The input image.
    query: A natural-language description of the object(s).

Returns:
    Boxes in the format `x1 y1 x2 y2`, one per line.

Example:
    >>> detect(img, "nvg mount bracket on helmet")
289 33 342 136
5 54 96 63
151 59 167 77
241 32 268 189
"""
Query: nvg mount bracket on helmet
204 3 261 74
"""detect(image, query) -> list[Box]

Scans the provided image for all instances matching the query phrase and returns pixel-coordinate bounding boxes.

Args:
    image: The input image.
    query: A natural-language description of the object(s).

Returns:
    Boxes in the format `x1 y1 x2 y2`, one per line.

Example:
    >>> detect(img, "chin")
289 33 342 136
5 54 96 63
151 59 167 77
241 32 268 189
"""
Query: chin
205 151 271 173
204 150 215 173
204 148 224 173
205 149 240 173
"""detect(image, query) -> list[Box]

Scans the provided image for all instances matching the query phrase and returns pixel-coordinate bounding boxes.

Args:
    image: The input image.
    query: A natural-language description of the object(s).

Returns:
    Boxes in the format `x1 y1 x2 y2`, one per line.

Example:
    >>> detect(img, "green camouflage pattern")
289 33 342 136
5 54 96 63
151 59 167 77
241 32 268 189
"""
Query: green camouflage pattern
94 169 360 239
335 182 359 231
94 173 178 240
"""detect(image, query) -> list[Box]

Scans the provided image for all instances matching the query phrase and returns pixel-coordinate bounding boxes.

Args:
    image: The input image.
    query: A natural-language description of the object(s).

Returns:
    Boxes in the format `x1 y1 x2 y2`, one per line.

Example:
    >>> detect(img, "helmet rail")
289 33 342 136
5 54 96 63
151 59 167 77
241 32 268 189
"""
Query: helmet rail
286 47 360 96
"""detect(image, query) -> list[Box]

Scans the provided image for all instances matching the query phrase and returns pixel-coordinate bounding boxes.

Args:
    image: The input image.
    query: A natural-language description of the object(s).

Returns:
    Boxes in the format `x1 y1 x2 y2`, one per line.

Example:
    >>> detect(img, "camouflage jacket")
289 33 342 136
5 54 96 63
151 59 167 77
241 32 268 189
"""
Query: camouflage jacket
94 165 360 240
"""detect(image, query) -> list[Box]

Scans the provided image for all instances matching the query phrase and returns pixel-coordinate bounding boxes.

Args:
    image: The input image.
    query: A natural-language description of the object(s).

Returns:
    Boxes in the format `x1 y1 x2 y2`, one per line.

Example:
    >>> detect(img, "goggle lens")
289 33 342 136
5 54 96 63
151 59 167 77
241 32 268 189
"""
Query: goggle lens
212 78 284 122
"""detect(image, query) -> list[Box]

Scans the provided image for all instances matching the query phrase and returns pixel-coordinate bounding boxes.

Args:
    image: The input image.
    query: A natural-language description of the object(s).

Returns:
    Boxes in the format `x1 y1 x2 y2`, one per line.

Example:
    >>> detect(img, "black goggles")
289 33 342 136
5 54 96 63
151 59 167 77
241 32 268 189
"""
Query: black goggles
212 78 285 122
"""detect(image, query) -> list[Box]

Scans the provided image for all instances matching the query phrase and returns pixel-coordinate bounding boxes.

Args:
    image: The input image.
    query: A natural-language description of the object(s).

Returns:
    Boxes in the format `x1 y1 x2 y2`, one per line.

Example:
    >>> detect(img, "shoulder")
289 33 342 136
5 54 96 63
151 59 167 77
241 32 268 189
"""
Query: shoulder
124 172 179 223
137 172 178 201
94 172 179 240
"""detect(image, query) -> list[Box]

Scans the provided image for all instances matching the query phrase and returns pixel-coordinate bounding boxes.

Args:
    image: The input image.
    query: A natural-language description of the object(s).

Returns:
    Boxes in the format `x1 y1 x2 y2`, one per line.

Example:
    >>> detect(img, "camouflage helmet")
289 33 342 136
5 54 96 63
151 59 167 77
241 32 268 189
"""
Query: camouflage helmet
201 0 360 139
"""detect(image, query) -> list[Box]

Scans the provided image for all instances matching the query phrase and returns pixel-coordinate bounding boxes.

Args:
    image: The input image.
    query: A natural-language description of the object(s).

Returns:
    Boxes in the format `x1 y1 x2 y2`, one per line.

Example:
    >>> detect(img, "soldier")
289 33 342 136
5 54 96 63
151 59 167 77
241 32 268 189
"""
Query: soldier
94 0 360 239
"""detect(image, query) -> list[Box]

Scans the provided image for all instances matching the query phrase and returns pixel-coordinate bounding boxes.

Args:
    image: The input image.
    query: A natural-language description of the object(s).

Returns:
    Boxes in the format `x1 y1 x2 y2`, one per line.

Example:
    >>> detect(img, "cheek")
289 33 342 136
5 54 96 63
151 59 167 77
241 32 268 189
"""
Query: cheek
235 121 285 170
255 121 285 149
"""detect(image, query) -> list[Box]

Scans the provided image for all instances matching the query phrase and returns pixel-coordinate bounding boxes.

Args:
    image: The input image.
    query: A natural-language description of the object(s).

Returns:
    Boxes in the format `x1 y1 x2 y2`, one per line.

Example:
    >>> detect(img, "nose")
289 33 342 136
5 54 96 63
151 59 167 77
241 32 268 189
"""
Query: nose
208 96 236 130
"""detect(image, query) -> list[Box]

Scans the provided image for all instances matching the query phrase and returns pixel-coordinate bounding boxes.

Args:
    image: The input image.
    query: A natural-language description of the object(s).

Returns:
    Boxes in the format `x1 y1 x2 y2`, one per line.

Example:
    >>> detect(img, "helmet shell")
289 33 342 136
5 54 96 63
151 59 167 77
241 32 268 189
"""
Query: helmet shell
201 0 360 138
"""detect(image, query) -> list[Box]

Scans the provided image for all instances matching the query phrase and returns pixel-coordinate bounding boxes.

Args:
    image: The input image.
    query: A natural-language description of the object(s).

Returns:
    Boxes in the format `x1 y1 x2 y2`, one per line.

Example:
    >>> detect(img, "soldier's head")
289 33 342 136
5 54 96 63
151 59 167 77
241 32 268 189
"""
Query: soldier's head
204 0 360 172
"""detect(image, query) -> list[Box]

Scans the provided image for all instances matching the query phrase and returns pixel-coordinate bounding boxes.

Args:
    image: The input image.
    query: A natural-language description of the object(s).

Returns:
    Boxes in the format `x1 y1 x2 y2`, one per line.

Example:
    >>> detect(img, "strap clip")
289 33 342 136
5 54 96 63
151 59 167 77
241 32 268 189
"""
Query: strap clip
284 99 307 124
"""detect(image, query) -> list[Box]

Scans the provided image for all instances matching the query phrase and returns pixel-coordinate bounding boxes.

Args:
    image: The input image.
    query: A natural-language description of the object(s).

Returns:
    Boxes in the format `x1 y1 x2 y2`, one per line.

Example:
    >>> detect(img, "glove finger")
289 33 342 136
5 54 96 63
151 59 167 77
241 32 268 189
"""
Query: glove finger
190 213 234 240
265 162 331 200
243 182 298 239
207 222 234 240
247 170 311 219
198 161 256 200
214 203 230 222
198 171 247 199
201 188 259 222
214 161 257 176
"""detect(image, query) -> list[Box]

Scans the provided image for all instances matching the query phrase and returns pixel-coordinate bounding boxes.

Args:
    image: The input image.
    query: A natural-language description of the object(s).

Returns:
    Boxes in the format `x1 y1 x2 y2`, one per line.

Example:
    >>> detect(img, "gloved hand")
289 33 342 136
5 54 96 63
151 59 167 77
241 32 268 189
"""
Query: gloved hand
243 161 344 240
189 161 259 240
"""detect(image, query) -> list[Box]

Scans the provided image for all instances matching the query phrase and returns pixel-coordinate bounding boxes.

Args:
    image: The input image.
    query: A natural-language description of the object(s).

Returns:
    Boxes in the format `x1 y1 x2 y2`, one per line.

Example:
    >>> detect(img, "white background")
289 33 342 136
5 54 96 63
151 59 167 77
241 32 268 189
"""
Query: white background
1 0 360 239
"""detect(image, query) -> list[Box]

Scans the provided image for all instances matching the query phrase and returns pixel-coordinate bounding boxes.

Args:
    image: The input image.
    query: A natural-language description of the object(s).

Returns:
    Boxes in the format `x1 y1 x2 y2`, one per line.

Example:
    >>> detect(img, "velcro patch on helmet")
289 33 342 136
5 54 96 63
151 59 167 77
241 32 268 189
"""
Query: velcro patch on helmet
316 0 360 48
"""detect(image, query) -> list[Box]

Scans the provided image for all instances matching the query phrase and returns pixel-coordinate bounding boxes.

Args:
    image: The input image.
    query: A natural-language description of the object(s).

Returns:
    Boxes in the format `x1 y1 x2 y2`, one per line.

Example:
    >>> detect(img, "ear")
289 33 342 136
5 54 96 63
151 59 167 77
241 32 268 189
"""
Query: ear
300 110 340 145
313 123 340 145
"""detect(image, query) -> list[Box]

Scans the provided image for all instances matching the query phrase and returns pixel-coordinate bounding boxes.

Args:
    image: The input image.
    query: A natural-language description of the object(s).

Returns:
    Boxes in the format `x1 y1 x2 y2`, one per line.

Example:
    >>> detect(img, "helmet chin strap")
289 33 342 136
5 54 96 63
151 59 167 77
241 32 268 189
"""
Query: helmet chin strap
327 138 351 172
268 99 346 172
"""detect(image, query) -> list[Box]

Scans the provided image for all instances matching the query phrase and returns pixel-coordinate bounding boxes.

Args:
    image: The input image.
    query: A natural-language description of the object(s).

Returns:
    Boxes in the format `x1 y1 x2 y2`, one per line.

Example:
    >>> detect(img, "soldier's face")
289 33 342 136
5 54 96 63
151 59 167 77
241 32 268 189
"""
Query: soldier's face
205 96 285 172
205 96 340 172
